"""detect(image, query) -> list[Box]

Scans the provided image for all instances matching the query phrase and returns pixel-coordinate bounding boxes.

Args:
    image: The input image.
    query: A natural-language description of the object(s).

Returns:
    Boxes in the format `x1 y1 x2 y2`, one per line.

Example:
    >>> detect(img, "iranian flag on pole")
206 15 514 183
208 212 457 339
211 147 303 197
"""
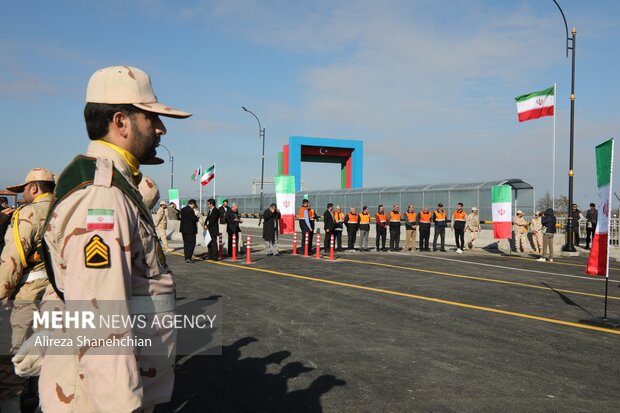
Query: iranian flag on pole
275 175 295 234
586 139 614 276
191 166 201 181
515 86 555 122
200 164 215 186
492 185 512 239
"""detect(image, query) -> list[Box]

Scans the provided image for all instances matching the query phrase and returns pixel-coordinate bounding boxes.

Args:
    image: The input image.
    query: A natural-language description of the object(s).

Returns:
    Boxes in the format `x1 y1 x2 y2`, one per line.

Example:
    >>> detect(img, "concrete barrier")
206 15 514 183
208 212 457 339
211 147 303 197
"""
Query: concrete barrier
155 217 207 246
158 216 613 260
234 218 601 258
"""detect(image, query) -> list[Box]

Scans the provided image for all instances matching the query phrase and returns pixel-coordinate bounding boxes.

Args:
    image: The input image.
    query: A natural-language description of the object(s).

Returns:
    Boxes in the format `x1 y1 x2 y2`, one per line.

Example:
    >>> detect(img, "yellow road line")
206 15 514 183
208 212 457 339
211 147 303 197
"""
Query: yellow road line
204 259 620 336
338 257 620 301
467 249 620 272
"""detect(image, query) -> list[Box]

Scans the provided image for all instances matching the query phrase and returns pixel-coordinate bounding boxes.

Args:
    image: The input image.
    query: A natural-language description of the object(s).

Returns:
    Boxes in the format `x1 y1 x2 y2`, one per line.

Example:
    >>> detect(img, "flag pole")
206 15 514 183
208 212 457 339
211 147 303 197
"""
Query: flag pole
604 139 614 318
580 139 619 328
553 82 556 211
213 163 216 200
199 164 203 213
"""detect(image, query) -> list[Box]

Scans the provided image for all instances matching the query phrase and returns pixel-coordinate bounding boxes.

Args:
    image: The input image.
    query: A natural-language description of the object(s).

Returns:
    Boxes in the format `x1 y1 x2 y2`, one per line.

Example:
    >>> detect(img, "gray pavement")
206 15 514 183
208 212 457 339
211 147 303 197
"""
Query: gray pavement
157 228 620 412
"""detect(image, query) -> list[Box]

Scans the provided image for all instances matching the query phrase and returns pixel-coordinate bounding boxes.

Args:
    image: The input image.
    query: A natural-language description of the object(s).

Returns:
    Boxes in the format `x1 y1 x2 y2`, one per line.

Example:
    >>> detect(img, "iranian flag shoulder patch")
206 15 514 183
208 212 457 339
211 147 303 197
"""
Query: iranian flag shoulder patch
87 209 115 230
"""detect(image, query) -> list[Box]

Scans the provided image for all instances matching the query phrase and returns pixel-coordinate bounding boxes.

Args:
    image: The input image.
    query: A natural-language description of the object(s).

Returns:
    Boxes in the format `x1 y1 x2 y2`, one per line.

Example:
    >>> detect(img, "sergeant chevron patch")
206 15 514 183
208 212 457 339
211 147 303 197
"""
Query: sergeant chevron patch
84 235 110 268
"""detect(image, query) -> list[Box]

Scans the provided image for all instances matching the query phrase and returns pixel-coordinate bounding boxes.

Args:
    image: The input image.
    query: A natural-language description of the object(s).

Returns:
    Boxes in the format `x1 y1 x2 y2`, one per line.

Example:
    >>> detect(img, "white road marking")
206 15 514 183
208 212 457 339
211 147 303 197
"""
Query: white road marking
387 252 619 284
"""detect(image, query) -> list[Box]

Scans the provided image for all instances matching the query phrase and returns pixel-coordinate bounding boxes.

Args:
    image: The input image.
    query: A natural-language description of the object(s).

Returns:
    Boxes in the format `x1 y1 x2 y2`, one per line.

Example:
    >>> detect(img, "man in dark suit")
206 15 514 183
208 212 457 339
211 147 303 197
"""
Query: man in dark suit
322 203 335 252
180 199 199 263
225 203 243 257
218 199 230 254
262 203 281 256
204 198 220 260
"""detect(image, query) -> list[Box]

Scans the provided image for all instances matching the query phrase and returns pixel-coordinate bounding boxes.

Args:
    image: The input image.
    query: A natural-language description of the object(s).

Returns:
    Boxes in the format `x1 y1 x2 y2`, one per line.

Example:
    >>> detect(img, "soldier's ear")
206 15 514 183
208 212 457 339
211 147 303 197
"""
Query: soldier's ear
112 112 130 137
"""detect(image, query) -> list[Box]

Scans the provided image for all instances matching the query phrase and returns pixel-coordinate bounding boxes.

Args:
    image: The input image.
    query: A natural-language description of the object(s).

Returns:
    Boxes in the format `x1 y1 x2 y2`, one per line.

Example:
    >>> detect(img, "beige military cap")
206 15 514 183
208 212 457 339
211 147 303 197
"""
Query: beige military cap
86 66 192 119
7 168 55 193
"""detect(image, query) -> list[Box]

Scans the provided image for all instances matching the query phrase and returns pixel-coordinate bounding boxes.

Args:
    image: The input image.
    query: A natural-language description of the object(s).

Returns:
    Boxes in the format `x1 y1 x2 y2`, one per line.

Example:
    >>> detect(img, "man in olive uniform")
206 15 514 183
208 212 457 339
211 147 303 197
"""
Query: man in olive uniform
155 200 174 252
37 66 191 413
466 207 481 250
513 210 530 254
0 168 55 411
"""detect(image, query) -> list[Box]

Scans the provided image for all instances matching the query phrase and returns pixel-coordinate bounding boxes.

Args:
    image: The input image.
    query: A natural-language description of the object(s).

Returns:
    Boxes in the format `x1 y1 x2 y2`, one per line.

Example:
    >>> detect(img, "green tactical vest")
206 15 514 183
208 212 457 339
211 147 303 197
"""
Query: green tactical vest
40 156 154 301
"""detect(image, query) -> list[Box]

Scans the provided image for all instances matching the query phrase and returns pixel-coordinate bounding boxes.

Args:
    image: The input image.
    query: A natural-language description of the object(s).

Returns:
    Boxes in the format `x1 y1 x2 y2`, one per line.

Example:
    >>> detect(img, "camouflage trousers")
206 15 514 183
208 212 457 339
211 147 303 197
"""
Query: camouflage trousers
0 278 49 400
156 227 170 249
515 231 529 253
532 231 543 253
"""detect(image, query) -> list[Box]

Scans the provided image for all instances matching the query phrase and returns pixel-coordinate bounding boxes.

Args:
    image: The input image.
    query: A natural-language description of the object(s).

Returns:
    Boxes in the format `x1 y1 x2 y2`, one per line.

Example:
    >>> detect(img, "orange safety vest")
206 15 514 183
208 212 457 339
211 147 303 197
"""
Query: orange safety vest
453 210 467 222
360 213 371 224
376 212 387 223
347 213 359 222
334 211 344 221
298 206 307 219
406 212 417 222
434 210 446 222
389 211 401 222
419 211 432 223
298 207 315 220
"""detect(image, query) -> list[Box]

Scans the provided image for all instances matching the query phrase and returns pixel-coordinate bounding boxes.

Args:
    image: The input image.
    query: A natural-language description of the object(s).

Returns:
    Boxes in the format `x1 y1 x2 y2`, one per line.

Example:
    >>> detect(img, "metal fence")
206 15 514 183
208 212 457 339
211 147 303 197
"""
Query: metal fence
225 179 535 223
555 218 620 247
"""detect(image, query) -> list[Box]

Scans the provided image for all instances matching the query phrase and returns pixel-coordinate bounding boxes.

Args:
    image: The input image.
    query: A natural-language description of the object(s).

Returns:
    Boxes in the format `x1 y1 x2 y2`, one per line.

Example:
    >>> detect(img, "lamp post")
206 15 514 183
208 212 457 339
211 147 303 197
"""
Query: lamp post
242 106 266 222
158 144 174 190
552 0 577 252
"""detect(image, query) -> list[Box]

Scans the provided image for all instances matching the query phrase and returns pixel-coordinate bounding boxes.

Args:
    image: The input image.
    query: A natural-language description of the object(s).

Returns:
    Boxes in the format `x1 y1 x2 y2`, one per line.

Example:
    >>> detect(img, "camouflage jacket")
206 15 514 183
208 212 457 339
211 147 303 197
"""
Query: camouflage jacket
39 141 175 413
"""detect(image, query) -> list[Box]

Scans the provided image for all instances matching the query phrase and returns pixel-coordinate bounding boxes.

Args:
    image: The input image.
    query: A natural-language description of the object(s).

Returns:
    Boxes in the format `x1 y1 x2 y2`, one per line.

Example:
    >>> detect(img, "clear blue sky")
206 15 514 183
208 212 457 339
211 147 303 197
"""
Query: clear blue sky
1 0 618 209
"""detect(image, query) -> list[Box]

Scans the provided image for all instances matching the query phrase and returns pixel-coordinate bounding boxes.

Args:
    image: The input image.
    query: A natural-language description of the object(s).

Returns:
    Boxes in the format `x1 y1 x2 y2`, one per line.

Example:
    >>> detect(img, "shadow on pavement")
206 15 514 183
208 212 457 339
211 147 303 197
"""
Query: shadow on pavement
157 337 346 412
539 282 594 317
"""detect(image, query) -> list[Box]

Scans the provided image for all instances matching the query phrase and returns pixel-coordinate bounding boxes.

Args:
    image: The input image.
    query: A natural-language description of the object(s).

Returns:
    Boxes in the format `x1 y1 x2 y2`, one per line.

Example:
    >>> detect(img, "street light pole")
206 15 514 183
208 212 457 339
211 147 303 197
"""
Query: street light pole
242 106 266 223
552 0 577 252
158 144 174 190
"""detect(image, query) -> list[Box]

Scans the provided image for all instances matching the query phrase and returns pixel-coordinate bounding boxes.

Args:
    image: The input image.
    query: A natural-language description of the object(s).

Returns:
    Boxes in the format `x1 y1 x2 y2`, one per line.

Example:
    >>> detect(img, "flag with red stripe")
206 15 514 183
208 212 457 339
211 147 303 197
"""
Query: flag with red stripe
275 175 295 234
586 139 614 276
492 185 512 239
515 86 554 122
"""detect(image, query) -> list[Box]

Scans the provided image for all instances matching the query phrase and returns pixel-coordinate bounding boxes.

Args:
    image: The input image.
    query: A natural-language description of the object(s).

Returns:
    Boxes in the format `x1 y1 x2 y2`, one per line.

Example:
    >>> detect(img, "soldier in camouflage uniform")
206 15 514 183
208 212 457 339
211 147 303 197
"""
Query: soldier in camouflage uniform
513 210 530 254
466 207 481 250
155 200 174 252
0 168 55 412
530 211 543 256
36 66 191 413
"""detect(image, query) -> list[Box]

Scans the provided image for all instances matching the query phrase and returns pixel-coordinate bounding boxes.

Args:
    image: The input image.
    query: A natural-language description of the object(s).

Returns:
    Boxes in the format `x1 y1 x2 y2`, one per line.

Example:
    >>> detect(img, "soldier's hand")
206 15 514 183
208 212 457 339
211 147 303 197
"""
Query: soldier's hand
13 331 52 377
1 207 14 216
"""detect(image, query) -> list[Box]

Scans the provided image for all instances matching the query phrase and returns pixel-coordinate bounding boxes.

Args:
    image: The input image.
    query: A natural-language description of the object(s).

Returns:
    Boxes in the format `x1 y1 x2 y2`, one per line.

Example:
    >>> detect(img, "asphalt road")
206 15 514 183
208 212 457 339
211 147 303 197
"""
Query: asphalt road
156 228 620 413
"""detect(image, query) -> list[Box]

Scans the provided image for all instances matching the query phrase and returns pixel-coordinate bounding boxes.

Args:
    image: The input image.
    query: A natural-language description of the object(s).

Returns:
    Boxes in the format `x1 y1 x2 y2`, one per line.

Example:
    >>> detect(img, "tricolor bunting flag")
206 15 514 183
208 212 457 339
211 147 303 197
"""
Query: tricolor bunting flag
200 164 215 186
586 138 614 276
275 175 295 234
191 166 201 181
492 185 512 239
515 86 555 122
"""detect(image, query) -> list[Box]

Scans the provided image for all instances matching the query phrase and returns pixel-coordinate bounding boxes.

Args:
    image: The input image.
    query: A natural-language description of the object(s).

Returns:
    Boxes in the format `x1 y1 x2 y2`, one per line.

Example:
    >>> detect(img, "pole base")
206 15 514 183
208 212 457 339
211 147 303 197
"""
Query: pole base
579 316 620 329
561 250 580 257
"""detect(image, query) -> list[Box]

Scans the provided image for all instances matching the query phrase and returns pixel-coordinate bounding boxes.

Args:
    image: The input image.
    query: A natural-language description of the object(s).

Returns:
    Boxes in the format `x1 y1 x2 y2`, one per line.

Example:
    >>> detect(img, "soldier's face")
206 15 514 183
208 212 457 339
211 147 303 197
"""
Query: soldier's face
129 111 167 162
22 182 38 203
